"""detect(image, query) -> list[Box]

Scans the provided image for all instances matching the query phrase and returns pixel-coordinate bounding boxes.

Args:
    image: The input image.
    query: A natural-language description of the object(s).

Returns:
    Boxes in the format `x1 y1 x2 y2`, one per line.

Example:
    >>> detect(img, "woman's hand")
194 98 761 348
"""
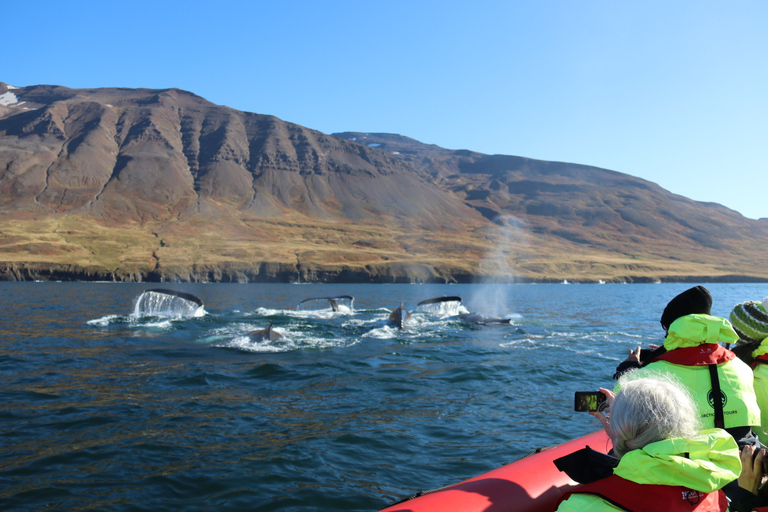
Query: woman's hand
623 346 642 363
738 445 766 495
589 388 616 433
622 344 660 364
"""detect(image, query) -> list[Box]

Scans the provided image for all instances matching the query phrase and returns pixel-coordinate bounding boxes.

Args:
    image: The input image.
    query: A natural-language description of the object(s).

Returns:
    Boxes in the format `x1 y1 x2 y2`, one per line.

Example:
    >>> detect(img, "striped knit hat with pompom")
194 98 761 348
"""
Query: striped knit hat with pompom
730 299 768 344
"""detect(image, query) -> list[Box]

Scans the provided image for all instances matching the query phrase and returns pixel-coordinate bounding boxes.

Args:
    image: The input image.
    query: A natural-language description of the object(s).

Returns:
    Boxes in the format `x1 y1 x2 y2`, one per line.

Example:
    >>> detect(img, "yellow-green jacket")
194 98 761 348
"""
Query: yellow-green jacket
556 429 740 512
626 314 761 430
750 340 768 444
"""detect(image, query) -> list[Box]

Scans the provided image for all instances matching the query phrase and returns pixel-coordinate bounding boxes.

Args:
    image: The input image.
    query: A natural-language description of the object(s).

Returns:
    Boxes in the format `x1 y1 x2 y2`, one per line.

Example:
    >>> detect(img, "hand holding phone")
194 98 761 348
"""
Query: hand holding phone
574 391 607 412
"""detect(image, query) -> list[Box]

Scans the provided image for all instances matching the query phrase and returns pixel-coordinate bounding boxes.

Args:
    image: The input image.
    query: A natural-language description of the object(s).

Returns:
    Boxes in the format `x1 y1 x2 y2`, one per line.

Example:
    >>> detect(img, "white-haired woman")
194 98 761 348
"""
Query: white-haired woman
555 373 742 512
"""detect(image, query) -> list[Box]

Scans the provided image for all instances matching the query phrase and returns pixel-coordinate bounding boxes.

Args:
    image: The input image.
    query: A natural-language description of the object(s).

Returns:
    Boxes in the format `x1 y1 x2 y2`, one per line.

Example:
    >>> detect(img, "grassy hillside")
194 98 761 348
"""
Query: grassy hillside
3 214 765 283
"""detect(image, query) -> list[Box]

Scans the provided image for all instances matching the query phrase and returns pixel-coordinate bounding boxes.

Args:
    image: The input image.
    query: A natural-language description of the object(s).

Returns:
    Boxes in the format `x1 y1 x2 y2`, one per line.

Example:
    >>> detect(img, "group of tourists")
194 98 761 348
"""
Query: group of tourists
555 286 768 512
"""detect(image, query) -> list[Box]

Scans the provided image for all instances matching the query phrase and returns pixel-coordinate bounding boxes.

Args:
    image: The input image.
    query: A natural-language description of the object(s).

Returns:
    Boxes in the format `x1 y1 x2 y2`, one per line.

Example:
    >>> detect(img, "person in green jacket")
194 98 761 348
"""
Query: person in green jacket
556 373 742 512
730 299 768 446
615 286 762 447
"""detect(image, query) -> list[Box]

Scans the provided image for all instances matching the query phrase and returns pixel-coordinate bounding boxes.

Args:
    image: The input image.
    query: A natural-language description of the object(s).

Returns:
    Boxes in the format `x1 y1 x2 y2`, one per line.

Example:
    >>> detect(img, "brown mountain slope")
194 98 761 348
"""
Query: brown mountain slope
334 132 768 281
0 82 766 282
0 84 477 227
0 83 490 282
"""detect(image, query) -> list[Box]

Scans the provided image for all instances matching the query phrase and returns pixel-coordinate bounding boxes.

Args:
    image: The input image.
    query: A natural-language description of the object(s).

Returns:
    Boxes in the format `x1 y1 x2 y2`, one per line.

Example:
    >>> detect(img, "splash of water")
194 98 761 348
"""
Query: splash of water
416 300 468 317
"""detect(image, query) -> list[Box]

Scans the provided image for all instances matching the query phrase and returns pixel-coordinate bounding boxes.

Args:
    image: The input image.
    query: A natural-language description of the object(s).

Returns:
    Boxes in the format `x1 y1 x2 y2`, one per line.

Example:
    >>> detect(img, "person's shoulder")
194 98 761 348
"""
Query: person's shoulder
724 356 756 373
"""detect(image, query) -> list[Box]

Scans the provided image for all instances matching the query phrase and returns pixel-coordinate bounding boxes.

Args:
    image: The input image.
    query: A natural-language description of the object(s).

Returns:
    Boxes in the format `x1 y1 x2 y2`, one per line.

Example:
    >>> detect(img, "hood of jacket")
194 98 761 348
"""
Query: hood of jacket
751 337 768 358
614 429 740 492
663 314 739 351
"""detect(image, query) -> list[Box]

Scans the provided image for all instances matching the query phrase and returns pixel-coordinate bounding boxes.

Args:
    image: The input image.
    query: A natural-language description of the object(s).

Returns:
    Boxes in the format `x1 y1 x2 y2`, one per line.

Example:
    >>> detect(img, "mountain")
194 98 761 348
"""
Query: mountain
1 82 767 283
333 132 768 282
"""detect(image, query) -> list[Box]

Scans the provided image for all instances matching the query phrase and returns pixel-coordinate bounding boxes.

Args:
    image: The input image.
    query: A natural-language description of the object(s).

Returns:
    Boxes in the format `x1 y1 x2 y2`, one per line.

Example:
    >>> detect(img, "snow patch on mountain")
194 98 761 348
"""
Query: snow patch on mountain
0 90 19 106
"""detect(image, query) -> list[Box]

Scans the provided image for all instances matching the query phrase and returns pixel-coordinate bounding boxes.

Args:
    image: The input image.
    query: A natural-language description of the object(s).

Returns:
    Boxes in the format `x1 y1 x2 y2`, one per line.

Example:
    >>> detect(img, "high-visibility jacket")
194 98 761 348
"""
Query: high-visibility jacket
621 314 761 430
557 474 727 512
556 429 740 512
750 340 768 444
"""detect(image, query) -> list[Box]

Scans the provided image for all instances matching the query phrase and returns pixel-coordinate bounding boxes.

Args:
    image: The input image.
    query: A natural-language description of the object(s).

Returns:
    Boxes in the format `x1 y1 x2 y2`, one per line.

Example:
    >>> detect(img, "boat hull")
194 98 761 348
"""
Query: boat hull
378 429 611 512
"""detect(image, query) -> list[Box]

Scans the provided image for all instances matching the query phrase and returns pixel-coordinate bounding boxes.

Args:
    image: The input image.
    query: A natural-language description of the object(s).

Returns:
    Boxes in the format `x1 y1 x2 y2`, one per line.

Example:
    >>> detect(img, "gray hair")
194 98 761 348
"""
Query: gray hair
610 372 701 458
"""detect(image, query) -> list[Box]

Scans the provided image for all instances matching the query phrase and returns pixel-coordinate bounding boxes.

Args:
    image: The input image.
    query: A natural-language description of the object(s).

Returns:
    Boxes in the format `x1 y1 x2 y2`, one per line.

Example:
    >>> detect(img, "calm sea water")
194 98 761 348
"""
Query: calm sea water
2 282 766 511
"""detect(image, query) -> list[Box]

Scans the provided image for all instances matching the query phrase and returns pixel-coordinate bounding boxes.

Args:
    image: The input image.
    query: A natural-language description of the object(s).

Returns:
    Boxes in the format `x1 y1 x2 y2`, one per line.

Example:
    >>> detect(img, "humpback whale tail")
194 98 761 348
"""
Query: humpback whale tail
134 289 205 317
297 295 354 312
416 296 463 307
416 296 464 315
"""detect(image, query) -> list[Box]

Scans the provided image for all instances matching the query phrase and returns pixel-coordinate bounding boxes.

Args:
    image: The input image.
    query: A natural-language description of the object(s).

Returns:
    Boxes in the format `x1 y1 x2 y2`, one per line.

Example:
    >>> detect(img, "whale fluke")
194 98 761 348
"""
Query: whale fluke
297 295 354 312
416 296 462 307
143 288 204 307
134 289 204 317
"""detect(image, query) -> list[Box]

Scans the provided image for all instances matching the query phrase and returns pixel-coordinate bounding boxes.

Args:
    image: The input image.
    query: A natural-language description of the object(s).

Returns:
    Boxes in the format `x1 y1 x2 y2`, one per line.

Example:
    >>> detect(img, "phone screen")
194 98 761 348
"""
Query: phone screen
574 391 607 412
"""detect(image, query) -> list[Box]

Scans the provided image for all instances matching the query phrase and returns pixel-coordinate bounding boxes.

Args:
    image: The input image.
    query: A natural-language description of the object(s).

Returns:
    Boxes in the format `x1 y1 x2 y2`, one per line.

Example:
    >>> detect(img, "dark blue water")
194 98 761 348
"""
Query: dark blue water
2 282 765 511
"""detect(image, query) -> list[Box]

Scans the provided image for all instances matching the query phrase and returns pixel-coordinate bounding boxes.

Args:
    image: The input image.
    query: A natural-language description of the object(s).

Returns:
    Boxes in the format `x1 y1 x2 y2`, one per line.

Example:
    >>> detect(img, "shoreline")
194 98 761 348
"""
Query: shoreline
2 264 767 285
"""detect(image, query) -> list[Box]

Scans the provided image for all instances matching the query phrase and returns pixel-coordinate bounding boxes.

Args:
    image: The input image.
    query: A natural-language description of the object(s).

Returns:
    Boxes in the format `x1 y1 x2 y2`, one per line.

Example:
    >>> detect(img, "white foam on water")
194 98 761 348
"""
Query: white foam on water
290 308 350 320
87 314 124 326
342 317 374 328
139 319 175 329
222 336 289 353
250 305 354 321
207 325 358 353
87 314 176 329
252 307 284 317
363 325 398 339
500 338 545 350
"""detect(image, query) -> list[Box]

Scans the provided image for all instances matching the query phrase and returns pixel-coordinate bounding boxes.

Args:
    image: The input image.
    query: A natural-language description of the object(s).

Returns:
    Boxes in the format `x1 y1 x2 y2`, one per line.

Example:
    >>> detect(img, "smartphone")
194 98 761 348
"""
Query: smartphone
574 391 607 412
639 349 653 362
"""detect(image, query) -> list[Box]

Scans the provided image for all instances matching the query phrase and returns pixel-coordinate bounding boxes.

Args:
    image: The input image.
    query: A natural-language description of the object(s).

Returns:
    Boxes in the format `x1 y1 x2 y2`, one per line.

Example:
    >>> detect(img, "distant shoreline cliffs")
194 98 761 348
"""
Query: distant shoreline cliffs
1 262 766 284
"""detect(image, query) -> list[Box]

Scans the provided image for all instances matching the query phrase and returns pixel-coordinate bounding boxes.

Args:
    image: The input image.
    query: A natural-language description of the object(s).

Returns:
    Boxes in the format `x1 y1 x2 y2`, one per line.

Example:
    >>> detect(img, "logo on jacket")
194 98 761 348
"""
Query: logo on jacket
707 389 727 409
682 489 706 504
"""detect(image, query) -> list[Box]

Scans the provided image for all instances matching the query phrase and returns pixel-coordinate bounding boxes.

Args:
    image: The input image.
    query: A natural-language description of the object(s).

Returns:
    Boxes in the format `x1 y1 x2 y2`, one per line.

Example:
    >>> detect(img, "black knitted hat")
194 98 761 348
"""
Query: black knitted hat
660 286 713 330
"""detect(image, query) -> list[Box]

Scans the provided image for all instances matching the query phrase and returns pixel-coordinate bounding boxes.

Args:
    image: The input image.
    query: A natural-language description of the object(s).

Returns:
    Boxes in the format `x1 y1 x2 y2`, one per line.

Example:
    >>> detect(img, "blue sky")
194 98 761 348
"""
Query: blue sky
3 1 766 218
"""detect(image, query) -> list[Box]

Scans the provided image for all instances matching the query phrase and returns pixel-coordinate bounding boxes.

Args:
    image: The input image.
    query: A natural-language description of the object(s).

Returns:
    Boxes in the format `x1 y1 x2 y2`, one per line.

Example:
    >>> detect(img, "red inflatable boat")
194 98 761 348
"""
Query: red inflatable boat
378 429 612 512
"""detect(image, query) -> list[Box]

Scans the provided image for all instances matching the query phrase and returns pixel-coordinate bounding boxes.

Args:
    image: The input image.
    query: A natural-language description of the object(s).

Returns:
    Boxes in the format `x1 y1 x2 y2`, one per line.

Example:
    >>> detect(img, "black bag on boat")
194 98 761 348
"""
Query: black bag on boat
553 446 619 484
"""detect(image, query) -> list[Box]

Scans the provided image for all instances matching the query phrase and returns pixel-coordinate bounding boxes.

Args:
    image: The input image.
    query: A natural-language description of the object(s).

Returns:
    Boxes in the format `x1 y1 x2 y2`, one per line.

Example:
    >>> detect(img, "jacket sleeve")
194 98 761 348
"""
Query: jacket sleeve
613 360 641 380
724 484 760 512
